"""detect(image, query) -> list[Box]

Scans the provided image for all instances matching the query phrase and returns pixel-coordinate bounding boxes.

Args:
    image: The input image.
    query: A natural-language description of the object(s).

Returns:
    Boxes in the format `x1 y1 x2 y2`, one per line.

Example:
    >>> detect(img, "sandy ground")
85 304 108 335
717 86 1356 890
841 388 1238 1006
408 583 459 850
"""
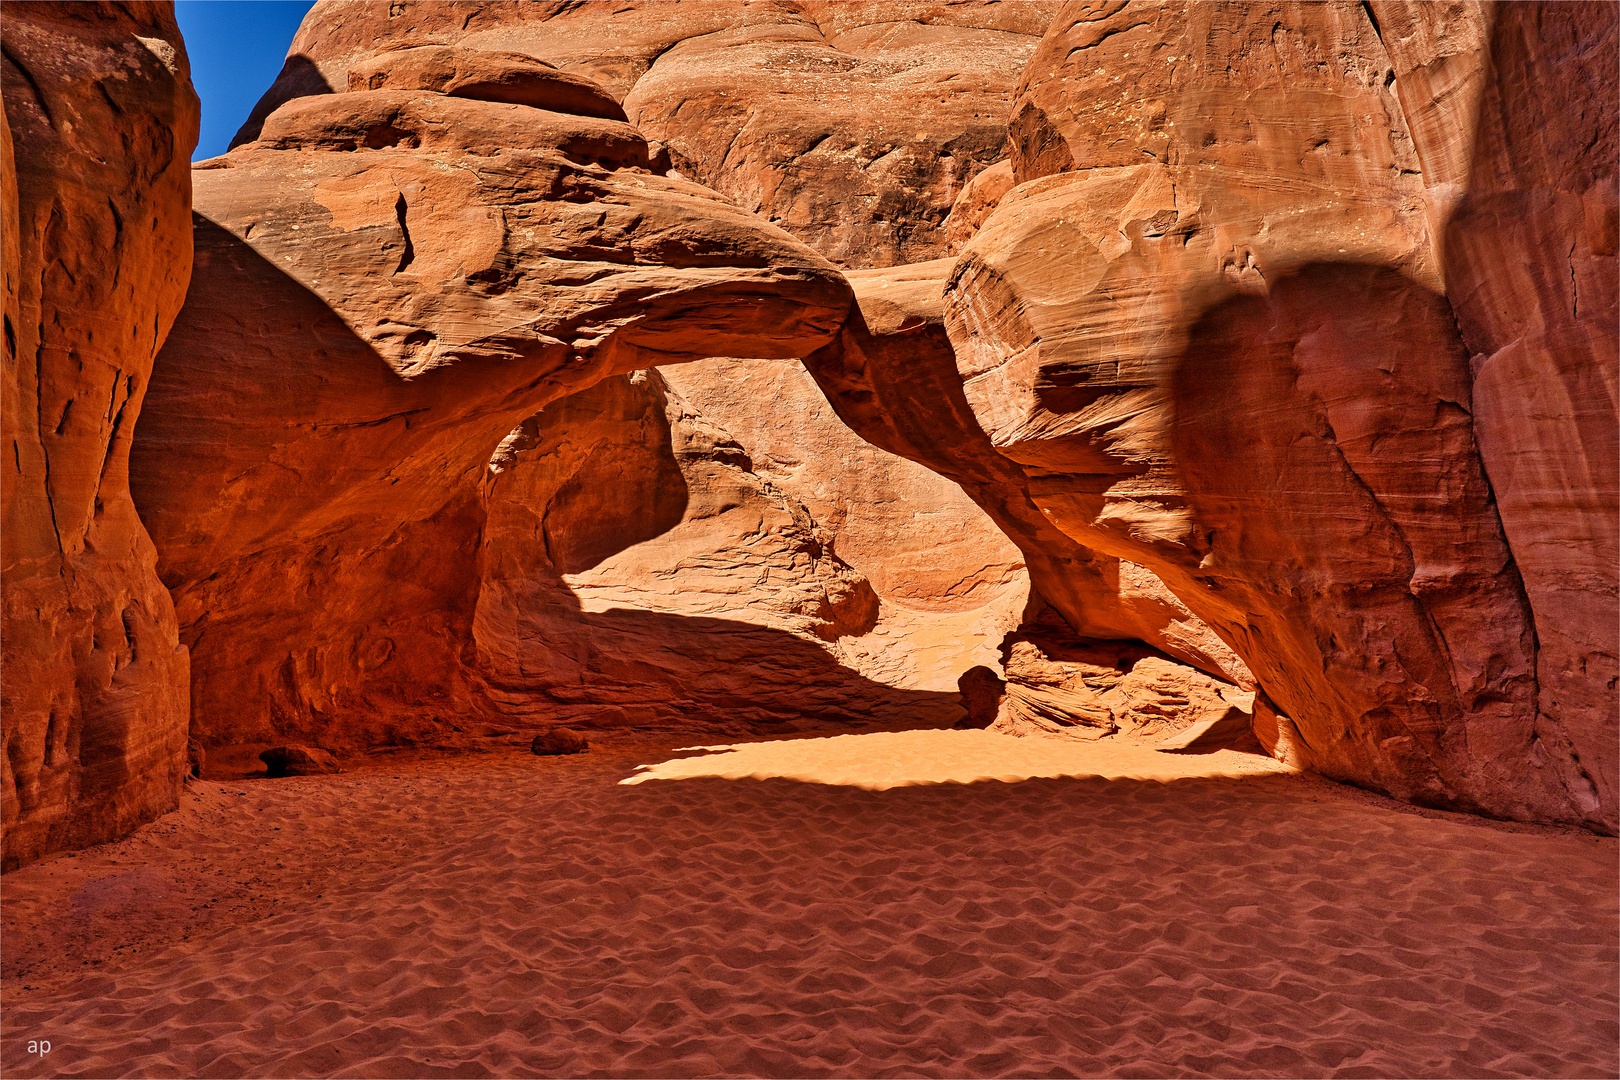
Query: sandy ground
1 732 1615 1079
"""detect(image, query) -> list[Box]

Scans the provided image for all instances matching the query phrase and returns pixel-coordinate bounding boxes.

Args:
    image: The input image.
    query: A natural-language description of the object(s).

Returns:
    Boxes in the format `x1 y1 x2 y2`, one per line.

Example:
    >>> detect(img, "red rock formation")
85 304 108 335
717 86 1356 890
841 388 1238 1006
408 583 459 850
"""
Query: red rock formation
0 2 198 869
858 0 1615 829
129 48 852 754
801 258 1252 687
944 158 1015 252
991 609 1258 748
1428 1 1619 830
232 0 1061 267
477 369 966 732
657 355 1030 695
13 0 1598 843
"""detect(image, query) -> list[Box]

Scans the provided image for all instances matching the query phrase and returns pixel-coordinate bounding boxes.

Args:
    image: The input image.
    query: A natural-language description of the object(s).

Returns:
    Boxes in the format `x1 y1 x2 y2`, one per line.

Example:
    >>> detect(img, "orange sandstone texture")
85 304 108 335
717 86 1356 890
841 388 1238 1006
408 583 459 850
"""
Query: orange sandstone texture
0 2 198 869
233 0 1061 268
476 368 966 730
129 47 855 752
848 0 1614 829
10 0 1611 861
1429 1 1620 832
130 1 1056 759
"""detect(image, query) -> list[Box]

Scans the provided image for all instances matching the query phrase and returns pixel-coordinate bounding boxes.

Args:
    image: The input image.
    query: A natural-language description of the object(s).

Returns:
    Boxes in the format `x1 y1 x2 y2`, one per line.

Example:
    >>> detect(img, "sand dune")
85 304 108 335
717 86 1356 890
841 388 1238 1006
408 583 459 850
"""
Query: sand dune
2 734 1615 1079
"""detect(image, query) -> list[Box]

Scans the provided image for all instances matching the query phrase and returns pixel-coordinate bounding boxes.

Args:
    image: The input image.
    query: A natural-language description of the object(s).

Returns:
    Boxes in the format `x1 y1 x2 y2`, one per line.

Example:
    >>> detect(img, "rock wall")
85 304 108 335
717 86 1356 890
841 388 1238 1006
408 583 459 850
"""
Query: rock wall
1 2 198 869
655 356 1030 696
231 0 1060 268
1429 1 1619 831
11 0 1607 848
804 0 1615 830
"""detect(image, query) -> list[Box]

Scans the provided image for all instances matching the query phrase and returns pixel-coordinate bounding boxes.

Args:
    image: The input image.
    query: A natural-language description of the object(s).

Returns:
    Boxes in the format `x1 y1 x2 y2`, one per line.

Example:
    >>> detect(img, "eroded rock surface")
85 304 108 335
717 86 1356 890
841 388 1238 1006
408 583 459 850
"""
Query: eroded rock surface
924 0 1616 829
990 608 1257 748
1 2 198 869
478 369 966 731
233 0 1061 267
15 0 1606 849
130 53 851 752
802 258 1252 687
1431 1 1619 830
657 355 1030 697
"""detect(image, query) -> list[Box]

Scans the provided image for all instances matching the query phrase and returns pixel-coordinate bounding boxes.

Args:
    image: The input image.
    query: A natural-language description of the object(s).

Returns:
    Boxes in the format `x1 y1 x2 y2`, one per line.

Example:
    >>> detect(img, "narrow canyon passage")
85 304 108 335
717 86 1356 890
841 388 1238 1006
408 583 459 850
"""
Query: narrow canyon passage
1 2 1614 1078
4 744 1613 1079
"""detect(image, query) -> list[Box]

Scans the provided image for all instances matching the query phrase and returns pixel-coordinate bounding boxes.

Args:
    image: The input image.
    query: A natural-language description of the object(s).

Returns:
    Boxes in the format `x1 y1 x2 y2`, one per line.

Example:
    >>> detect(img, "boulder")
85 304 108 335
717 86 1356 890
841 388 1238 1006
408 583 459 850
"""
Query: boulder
1 2 198 870
530 729 589 756
954 666 1005 730
259 746 342 777
944 159 1015 251
987 611 1263 748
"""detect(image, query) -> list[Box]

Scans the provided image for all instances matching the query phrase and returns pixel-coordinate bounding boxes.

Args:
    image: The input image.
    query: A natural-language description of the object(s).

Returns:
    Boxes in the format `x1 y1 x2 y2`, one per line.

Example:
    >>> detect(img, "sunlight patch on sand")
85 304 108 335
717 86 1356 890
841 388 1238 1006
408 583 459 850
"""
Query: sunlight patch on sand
619 728 1293 789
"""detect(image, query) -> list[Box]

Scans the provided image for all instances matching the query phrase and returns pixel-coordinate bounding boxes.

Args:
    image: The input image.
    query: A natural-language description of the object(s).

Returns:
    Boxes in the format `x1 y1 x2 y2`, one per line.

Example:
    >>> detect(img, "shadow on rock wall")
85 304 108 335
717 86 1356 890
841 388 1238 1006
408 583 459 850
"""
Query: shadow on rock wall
1169 262 1549 820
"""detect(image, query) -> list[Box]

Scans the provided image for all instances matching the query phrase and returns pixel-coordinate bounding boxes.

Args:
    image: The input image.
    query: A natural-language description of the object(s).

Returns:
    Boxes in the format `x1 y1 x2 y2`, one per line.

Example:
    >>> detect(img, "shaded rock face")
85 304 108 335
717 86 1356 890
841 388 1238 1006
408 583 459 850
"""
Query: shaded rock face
1433 1 1619 832
1 2 198 870
890 0 1614 829
232 0 1061 268
530 729 588 756
130 50 851 752
259 746 341 778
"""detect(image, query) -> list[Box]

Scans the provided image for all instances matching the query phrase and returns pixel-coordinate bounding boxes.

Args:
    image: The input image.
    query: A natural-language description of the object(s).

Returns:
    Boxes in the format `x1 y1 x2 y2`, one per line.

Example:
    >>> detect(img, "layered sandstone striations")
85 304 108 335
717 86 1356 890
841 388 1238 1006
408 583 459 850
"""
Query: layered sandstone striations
233 0 1060 267
1 3 198 869
130 47 851 752
894 0 1616 829
990 609 1259 749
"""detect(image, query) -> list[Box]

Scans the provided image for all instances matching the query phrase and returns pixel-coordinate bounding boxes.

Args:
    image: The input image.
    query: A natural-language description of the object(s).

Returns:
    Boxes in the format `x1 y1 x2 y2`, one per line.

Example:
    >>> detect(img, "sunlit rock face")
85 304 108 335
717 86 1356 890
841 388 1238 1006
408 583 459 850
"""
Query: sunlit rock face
477 369 973 733
130 48 852 752
919 0 1615 830
233 0 1062 269
1 2 198 869
13 0 1602 854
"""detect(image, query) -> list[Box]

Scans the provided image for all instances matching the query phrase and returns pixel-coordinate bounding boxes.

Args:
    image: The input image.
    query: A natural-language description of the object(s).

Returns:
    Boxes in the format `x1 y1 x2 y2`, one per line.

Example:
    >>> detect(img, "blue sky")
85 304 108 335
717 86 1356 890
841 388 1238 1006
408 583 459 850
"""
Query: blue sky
176 1 316 159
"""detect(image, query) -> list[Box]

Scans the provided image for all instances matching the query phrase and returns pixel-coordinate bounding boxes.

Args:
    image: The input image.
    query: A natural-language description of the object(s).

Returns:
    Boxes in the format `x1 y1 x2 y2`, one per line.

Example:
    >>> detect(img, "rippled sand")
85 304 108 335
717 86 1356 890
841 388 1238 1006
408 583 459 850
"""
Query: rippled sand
3 734 1614 1079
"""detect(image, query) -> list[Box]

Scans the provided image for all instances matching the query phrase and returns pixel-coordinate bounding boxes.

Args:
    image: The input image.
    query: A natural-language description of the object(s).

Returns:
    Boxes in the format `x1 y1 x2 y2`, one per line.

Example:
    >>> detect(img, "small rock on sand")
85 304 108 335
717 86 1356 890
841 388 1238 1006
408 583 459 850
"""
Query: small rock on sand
259 746 342 778
532 729 589 756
